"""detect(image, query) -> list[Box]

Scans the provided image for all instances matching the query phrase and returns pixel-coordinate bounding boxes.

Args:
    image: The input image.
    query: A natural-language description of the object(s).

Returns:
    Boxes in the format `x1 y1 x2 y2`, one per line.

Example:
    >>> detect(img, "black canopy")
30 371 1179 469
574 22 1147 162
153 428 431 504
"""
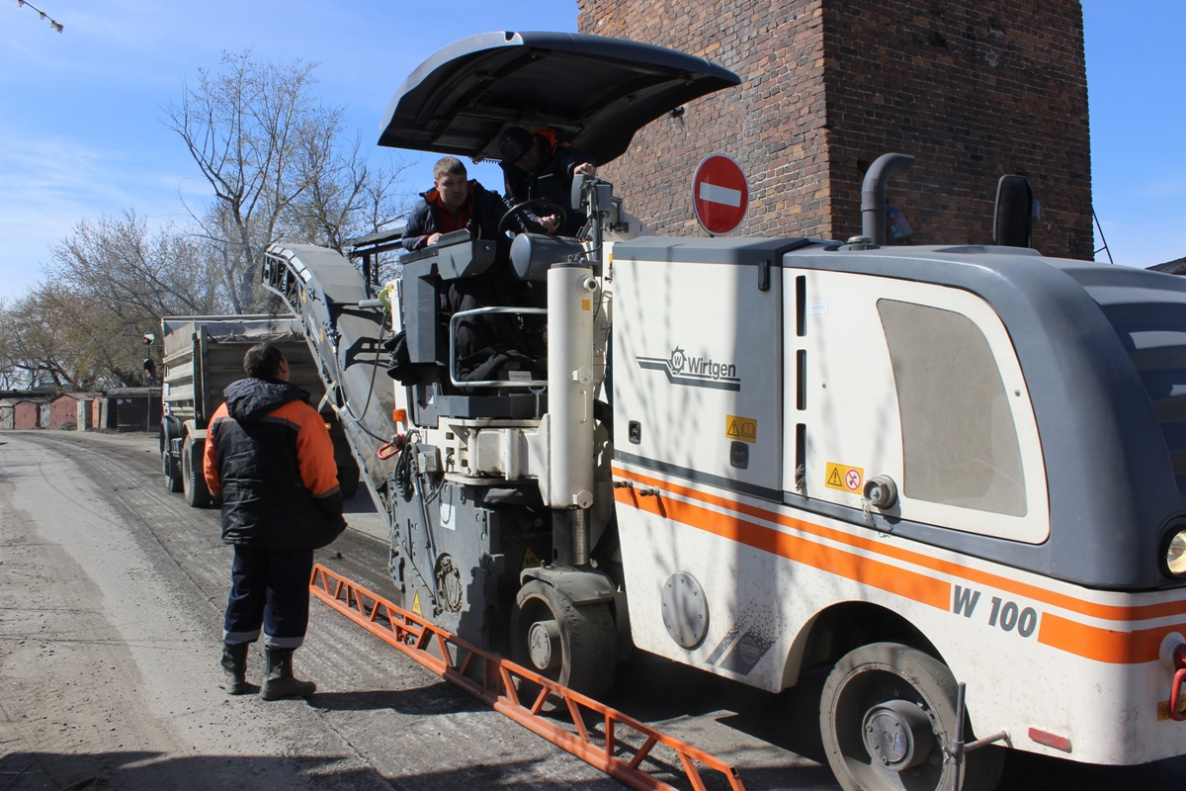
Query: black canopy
378 31 739 165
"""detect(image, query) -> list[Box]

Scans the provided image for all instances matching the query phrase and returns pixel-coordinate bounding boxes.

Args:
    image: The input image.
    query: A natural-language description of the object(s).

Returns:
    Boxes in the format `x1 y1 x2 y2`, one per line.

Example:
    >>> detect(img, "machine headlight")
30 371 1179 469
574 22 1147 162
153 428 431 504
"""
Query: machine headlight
1166 530 1186 577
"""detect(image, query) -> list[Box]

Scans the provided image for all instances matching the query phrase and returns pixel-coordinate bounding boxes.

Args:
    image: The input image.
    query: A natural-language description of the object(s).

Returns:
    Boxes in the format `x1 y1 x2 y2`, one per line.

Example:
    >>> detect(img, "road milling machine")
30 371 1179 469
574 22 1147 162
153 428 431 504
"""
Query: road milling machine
262 31 1186 791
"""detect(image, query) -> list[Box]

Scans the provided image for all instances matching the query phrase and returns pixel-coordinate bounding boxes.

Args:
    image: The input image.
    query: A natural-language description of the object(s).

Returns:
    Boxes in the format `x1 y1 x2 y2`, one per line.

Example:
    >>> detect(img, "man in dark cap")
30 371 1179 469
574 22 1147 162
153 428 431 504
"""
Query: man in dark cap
498 126 597 237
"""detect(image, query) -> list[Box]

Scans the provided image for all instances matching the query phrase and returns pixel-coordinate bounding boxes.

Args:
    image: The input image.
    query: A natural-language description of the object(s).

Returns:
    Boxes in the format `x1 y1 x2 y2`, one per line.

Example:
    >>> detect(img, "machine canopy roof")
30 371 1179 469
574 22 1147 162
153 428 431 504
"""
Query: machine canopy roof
379 31 739 165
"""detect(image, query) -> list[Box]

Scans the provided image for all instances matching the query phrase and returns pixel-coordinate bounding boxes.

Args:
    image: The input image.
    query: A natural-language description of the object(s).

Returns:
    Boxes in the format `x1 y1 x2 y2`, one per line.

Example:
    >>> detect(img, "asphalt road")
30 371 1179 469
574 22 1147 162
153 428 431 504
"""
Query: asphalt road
1 429 1184 791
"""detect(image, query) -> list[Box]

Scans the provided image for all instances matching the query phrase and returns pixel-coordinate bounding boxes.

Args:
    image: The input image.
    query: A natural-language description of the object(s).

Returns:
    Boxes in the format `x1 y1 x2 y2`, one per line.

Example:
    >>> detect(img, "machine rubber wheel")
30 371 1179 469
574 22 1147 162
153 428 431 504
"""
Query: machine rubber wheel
820 642 1003 791
510 580 617 702
181 435 211 508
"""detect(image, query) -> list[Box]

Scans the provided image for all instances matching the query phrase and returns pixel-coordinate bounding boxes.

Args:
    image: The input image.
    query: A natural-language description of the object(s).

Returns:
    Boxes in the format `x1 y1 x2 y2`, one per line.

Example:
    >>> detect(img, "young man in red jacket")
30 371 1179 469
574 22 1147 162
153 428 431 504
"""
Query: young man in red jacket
204 343 345 700
401 155 506 251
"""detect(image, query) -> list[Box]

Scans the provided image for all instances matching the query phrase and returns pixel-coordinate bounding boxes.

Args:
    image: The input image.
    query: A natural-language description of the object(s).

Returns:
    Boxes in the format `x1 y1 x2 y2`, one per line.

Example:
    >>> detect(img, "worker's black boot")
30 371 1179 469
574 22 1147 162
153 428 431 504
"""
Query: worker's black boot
219 642 254 695
259 647 316 700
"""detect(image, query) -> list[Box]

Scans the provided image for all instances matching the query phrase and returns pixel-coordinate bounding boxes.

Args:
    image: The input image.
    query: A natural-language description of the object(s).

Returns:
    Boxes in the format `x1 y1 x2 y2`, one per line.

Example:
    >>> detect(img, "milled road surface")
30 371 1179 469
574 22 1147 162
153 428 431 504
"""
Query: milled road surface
1 429 1184 790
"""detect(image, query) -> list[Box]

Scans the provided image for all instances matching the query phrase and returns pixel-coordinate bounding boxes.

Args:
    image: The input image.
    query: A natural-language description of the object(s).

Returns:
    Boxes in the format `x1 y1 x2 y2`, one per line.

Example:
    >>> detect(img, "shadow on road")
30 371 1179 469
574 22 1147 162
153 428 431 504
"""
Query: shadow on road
0 751 628 791
309 681 485 716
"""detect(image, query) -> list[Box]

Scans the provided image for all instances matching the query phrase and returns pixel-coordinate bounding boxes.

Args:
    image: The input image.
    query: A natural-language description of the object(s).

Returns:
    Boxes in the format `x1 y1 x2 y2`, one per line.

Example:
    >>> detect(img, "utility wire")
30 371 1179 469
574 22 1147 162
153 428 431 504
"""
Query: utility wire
15 0 64 32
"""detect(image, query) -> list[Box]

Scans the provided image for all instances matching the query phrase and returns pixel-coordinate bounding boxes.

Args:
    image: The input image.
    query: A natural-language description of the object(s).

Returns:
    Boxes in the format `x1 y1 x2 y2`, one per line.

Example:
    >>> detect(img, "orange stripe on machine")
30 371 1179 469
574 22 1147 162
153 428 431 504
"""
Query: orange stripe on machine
1038 613 1180 664
613 484 951 611
613 466 1186 665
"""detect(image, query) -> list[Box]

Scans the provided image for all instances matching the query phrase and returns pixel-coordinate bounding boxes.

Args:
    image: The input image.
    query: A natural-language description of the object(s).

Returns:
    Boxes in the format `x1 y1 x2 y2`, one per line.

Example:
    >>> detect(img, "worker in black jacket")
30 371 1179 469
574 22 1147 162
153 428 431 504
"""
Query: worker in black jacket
204 342 345 700
401 156 539 381
401 156 507 251
498 126 598 238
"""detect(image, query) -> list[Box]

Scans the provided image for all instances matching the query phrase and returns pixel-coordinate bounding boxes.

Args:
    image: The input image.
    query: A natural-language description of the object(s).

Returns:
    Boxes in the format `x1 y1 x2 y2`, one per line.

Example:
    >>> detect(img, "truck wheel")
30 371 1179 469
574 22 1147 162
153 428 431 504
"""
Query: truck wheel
820 642 1003 791
162 425 183 493
510 580 617 701
181 435 211 508
164 452 183 493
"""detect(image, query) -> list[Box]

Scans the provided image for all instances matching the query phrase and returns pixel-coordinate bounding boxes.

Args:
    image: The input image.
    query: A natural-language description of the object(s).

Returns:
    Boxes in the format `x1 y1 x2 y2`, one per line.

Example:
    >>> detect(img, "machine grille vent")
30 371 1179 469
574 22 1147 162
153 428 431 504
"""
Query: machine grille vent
878 299 1027 516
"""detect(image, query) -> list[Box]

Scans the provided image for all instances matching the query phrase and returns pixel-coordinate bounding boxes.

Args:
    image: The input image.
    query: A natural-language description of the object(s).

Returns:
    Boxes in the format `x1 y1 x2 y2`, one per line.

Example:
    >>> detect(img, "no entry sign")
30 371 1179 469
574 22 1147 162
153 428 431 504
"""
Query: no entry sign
692 154 749 235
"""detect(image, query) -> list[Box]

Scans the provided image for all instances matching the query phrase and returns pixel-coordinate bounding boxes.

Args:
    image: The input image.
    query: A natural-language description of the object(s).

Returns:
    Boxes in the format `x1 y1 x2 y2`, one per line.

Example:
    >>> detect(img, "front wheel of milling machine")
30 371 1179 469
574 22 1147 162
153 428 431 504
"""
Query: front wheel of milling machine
820 641 1005 791
510 578 618 702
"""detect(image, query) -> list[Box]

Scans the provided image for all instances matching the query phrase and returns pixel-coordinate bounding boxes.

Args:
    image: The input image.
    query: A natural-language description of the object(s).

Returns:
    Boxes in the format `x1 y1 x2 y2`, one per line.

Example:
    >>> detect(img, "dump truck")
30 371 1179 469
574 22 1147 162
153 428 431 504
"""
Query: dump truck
159 314 360 507
259 31 1186 791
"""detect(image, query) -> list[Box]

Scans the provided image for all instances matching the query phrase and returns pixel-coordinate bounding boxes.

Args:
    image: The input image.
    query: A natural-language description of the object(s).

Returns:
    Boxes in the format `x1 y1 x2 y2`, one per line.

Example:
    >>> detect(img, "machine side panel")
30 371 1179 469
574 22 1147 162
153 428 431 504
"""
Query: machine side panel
613 253 783 495
611 463 1186 766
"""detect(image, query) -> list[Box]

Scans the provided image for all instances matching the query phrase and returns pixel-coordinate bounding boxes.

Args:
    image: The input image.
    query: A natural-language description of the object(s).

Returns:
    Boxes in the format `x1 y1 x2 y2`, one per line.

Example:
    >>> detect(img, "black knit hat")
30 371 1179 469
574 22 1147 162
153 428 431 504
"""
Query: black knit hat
498 127 534 162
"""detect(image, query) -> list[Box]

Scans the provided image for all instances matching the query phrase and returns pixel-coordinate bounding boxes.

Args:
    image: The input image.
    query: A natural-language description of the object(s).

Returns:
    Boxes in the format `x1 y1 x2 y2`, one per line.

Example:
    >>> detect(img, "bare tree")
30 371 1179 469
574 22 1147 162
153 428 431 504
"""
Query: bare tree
1 53 410 390
0 284 108 390
286 132 410 254
0 283 165 390
0 215 224 389
164 51 407 312
47 212 224 319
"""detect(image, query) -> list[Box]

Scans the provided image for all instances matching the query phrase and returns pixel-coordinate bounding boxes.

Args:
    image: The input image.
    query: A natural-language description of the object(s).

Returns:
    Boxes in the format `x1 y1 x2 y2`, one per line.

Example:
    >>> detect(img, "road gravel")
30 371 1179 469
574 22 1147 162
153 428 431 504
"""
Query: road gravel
0 431 618 790
2 429 1184 791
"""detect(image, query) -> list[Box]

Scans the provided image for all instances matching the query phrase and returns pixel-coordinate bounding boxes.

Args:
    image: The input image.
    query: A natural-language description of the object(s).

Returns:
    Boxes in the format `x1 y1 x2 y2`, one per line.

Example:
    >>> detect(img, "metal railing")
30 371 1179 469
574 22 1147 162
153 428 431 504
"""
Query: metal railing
310 564 747 791
448 306 548 389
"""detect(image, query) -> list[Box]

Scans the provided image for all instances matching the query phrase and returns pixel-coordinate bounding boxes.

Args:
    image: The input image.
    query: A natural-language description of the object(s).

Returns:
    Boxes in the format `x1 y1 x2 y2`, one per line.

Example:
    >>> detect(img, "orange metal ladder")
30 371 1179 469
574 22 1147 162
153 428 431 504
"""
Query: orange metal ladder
310 563 747 791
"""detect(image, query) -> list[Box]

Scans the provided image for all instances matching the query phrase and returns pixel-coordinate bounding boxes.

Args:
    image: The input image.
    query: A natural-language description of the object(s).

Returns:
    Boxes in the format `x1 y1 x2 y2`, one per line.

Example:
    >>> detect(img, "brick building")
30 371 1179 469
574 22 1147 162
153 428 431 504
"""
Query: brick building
576 0 1093 259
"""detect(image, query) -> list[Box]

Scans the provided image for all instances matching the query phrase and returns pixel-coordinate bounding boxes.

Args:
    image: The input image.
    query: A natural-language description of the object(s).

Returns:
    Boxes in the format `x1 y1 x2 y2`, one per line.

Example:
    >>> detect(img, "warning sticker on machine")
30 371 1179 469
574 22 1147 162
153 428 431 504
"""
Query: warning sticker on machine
825 461 864 493
725 415 757 443
520 546 542 571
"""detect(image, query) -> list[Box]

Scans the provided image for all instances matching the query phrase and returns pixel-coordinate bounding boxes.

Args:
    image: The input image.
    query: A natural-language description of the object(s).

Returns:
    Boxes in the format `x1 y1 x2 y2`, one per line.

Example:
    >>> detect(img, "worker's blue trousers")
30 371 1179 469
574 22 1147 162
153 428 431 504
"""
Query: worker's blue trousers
222 545 314 649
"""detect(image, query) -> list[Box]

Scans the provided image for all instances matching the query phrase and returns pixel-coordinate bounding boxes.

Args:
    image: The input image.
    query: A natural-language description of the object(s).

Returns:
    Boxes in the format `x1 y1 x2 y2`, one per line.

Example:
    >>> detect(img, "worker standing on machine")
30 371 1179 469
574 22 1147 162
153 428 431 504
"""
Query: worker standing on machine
204 342 346 700
401 155 506 251
498 126 598 238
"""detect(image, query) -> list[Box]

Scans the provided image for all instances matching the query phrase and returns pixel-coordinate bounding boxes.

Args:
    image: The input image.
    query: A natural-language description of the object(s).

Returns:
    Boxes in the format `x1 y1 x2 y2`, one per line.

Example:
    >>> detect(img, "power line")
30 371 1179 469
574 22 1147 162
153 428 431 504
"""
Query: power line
15 0 64 33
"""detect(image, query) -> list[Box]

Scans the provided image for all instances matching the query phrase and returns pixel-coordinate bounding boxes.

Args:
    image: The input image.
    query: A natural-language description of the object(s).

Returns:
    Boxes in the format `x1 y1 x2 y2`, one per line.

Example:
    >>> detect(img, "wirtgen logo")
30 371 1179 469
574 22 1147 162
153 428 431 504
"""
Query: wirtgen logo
636 346 741 391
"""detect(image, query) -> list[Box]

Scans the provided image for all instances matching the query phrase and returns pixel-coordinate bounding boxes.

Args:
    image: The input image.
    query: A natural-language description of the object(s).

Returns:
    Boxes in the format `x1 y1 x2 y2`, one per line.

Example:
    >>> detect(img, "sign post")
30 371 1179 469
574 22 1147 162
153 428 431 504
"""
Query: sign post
692 154 749 236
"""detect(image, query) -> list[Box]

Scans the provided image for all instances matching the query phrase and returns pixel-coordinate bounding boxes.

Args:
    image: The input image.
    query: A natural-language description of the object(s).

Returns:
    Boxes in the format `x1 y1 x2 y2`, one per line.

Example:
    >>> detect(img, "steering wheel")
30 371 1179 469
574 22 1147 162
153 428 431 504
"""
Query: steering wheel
498 199 568 237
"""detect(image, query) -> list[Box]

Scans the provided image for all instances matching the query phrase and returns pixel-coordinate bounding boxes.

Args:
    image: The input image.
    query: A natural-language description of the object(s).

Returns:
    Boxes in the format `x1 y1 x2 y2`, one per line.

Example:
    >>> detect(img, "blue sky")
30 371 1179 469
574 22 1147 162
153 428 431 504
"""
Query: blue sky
0 1 1182 302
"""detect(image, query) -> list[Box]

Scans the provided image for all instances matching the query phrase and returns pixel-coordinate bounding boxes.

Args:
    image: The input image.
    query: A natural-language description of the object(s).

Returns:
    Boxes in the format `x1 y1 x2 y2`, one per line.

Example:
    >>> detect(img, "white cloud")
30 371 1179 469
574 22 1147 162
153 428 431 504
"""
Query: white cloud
0 129 209 300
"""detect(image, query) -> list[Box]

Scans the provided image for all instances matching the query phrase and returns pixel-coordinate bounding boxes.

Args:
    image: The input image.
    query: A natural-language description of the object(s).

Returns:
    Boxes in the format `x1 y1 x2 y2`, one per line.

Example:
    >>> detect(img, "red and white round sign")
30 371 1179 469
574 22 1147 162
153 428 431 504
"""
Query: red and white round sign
692 154 749 236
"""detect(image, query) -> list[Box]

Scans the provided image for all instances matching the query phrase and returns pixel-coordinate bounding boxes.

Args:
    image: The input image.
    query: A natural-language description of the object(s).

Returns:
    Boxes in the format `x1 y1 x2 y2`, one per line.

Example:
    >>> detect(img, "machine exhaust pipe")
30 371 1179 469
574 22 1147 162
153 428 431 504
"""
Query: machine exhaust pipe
861 153 915 245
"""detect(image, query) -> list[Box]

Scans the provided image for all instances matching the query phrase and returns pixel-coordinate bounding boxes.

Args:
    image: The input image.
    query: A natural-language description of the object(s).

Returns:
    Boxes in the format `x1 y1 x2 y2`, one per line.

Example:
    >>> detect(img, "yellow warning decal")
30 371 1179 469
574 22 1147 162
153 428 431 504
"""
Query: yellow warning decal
521 546 542 571
411 590 422 616
825 461 864 493
582 298 592 311
725 415 757 443
1159 698 1186 721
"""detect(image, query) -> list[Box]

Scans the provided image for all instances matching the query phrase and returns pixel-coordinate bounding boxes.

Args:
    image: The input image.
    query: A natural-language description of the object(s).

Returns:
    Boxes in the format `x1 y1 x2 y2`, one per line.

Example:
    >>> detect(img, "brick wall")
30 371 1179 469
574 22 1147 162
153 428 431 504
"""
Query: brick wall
577 0 1092 258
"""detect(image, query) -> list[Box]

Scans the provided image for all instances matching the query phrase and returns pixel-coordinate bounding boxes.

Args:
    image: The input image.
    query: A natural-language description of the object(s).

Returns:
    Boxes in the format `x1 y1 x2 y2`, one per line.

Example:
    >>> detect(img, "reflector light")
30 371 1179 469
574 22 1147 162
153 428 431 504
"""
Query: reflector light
1166 530 1186 576
1029 727 1072 753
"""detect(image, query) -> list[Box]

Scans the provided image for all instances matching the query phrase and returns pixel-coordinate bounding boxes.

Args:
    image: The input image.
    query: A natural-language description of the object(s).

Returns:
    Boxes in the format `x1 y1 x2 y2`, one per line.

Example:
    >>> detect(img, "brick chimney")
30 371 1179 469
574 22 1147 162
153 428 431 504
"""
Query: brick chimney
577 0 1092 258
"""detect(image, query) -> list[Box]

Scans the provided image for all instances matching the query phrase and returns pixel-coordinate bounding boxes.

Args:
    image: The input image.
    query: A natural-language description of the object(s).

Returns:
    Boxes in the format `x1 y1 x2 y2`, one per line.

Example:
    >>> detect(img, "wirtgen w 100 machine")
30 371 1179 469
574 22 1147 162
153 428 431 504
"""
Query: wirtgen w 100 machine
262 31 1186 791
